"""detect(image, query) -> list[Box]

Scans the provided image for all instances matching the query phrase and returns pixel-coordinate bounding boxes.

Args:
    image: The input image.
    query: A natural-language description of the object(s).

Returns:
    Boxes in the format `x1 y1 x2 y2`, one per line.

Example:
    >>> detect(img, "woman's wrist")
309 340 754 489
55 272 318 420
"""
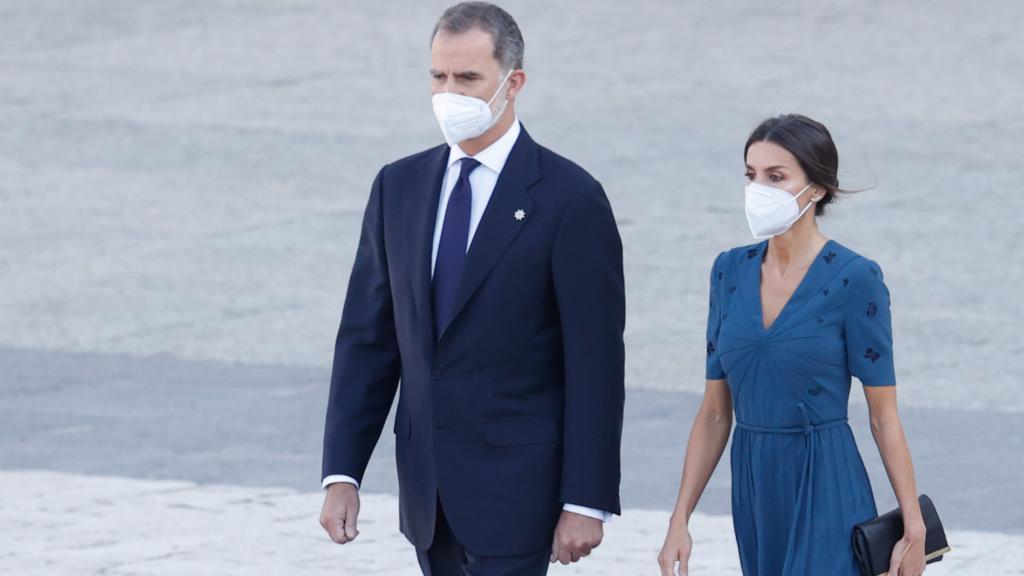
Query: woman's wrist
670 507 692 528
902 516 927 541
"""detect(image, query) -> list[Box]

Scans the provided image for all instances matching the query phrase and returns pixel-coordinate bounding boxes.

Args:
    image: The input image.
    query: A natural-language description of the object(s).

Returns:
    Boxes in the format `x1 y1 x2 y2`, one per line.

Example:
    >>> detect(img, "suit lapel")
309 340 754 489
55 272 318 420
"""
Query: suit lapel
437 129 540 343
408 144 450 351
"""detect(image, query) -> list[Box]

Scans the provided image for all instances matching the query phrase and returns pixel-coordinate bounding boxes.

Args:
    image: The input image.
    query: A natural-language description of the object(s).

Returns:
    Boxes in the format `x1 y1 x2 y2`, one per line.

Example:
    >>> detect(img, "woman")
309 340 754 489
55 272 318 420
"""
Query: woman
658 114 927 576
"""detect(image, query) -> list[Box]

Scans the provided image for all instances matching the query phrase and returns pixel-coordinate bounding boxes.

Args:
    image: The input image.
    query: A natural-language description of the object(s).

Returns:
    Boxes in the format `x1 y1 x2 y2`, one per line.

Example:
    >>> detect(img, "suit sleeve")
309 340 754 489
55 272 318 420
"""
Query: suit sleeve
321 165 402 486
551 179 625 516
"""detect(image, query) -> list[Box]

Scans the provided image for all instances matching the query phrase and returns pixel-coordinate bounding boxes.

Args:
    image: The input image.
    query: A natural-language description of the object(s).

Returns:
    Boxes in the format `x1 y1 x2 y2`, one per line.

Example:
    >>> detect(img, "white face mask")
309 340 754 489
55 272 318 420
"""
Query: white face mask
431 70 513 146
744 181 817 240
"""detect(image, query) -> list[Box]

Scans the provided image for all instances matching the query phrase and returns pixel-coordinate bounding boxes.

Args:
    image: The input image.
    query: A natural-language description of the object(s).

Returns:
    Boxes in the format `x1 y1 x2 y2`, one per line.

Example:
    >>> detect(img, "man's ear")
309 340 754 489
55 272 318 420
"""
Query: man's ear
506 70 527 101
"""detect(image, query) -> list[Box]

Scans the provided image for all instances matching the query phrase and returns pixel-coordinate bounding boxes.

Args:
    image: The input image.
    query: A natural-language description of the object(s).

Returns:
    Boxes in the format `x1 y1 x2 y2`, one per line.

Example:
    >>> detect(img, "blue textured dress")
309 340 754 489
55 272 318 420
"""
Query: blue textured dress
706 239 896 576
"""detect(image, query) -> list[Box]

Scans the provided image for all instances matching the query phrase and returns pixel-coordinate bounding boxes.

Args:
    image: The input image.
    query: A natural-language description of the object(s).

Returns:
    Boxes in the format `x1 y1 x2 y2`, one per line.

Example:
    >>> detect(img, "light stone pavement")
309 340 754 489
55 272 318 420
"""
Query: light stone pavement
2 1 1023 574
4 471 1024 576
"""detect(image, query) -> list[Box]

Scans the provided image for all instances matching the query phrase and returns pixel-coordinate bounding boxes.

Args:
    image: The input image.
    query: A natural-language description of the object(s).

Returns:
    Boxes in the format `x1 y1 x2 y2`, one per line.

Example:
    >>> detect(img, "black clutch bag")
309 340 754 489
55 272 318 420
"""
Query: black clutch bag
851 494 951 576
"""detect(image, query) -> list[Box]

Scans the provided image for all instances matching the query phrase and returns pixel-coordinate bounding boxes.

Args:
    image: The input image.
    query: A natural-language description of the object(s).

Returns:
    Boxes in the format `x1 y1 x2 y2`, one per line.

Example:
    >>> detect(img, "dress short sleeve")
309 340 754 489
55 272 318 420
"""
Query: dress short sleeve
845 258 896 386
706 252 727 381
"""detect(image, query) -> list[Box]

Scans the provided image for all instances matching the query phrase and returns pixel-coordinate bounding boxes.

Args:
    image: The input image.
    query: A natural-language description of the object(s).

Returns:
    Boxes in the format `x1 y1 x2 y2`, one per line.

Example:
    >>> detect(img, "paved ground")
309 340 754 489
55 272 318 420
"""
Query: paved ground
3 346 1023 535
1 0 1022 573
5 471 1024 576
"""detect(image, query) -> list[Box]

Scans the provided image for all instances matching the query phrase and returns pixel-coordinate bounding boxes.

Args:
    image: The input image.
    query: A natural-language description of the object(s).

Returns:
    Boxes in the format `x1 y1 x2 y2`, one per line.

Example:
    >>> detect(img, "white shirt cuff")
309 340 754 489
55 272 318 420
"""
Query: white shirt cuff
322 474 360 490
321 478 609 522
562 503 613 523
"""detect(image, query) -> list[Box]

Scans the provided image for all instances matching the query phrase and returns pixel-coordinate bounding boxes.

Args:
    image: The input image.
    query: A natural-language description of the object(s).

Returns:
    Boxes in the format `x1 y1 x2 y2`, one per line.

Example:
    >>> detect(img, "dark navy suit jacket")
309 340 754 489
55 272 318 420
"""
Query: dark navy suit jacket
322 127 625 556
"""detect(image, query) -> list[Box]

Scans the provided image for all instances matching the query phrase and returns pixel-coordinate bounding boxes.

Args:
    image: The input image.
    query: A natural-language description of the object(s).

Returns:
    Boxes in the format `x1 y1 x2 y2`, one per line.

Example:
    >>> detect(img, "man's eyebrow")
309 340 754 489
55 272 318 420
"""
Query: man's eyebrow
429 69 483 79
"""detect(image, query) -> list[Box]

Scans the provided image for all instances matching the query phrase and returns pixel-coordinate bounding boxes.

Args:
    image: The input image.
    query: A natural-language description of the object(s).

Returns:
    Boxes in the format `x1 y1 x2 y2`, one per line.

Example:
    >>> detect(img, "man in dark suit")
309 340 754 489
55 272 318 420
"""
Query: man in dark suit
319 3 625 574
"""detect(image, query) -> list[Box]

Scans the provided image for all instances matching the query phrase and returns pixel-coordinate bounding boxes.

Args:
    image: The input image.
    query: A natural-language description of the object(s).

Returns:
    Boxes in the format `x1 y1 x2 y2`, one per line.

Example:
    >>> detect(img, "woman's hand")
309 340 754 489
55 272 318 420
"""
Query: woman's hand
658 519 693 576
887 523 927 576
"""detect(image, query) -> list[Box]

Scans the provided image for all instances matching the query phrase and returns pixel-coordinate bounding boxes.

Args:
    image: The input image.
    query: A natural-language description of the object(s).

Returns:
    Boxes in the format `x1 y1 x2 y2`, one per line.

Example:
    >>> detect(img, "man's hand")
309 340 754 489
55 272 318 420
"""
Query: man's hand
320 483 360 544
550 510 603 565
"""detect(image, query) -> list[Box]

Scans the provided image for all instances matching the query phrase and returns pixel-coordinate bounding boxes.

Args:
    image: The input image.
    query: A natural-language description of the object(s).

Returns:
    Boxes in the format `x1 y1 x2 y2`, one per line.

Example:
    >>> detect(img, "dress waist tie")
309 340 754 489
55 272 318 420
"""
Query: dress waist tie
734 402 849 576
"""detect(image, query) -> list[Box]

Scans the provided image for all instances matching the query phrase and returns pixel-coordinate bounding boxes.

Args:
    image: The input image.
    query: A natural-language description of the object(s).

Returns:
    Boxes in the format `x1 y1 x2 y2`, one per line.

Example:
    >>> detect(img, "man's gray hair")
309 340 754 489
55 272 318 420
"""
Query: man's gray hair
431 2 525 71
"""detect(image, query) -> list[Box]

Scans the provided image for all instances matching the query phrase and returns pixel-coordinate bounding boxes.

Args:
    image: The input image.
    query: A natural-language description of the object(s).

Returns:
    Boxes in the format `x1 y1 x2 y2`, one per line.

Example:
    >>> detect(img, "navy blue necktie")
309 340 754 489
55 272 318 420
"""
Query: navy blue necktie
433 157 481 339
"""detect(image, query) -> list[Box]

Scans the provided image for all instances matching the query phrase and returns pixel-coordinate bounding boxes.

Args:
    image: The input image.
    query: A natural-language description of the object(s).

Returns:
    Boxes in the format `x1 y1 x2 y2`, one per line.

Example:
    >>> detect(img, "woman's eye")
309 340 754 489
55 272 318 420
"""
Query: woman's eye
769 174 783 182
744 173 754 180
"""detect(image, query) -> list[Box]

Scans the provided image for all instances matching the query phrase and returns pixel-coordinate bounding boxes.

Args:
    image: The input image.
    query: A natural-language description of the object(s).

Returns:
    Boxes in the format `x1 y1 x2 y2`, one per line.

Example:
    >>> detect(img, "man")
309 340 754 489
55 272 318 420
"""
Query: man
319 3 625 574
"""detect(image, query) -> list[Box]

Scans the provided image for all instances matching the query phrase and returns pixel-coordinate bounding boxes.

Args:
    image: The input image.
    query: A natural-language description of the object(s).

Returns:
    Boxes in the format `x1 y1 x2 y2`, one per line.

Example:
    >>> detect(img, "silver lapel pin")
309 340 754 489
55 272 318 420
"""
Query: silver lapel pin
514 209 526 221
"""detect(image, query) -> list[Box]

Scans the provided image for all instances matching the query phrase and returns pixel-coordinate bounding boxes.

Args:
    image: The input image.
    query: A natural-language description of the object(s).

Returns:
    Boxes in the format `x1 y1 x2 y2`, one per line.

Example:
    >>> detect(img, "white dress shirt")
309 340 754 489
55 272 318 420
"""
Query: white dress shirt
323 119 612 523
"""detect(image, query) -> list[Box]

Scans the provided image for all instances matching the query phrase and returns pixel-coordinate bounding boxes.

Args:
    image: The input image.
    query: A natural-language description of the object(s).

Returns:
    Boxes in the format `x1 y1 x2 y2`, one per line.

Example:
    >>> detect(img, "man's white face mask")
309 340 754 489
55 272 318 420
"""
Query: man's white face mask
744 181 818 240
431 69 513 146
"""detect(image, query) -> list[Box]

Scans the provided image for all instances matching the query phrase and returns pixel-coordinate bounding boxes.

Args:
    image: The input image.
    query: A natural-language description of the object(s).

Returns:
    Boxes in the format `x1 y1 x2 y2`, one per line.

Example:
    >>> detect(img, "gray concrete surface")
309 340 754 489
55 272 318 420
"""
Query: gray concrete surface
3 346 1022 534
1 0 1021 410
1 1 1023 570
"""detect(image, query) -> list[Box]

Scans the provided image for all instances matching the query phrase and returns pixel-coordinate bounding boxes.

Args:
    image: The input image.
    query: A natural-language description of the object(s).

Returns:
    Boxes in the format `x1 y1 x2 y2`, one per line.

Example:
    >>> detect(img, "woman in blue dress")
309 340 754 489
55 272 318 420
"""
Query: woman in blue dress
658 115 927 576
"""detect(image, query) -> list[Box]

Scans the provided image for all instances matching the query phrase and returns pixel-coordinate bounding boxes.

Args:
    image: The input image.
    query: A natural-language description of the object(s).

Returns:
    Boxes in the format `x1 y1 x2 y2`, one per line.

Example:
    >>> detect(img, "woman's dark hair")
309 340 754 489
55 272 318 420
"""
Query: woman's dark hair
744 114 841 216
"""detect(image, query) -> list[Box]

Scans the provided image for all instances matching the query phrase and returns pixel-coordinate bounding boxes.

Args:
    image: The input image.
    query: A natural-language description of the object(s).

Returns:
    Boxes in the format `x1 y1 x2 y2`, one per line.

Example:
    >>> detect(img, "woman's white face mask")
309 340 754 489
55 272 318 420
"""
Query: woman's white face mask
431 70 513 146
744 181 817 240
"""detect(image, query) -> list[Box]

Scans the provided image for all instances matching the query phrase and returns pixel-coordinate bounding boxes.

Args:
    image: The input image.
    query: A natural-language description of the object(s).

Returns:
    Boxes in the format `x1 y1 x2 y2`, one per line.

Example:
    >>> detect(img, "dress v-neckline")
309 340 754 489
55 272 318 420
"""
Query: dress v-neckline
755 238 834 333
